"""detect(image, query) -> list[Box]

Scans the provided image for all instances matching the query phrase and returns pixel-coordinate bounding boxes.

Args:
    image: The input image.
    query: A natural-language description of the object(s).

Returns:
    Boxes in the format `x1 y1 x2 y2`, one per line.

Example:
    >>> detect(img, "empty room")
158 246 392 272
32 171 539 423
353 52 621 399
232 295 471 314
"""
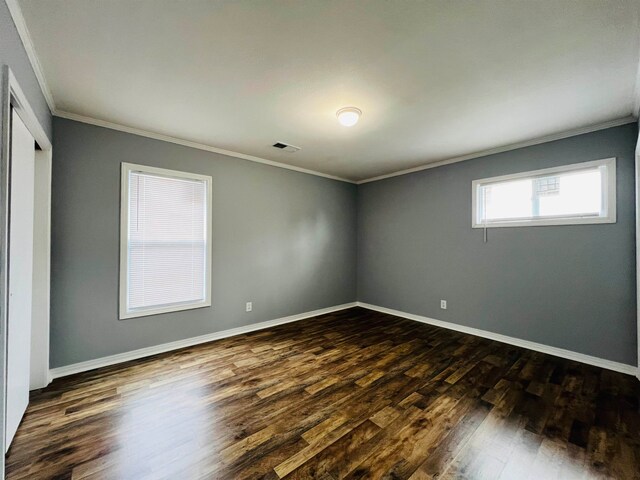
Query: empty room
1 0 640 478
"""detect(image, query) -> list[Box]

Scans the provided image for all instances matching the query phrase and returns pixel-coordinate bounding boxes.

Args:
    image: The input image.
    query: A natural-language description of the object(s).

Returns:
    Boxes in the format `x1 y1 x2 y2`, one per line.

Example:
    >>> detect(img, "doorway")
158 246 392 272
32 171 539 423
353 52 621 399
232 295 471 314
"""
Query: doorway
0 66 52 466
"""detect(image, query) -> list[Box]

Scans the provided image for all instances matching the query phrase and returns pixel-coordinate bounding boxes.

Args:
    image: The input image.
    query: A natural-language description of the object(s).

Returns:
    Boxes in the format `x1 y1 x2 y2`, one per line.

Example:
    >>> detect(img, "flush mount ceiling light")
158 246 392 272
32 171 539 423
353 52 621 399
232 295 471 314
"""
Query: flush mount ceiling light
336 107 362 127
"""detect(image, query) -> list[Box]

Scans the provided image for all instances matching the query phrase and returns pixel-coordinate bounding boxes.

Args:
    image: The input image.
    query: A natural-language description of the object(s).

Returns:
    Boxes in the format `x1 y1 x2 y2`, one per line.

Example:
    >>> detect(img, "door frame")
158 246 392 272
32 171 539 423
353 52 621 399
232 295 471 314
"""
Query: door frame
0 66 52 470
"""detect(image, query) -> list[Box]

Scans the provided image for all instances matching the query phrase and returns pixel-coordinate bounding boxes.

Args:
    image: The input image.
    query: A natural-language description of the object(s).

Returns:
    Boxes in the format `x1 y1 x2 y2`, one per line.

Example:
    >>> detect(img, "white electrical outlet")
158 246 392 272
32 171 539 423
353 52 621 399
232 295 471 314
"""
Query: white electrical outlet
246 302 252 312
440 300 447 310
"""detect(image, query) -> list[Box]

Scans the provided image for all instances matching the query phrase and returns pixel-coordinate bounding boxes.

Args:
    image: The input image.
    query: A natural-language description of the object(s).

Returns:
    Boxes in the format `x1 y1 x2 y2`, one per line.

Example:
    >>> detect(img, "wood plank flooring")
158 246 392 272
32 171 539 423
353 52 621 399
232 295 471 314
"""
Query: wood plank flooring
5 307 640 479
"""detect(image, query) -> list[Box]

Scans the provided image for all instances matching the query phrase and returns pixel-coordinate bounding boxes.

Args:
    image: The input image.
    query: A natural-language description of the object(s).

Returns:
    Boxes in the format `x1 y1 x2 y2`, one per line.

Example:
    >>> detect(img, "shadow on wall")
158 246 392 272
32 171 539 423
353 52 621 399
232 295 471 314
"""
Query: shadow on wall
254 209 333 311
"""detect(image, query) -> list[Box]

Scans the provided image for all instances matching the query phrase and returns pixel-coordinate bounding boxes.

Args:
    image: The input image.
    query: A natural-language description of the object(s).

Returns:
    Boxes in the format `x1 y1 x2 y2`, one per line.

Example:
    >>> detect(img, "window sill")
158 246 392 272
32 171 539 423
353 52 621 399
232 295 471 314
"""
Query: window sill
119 301 211 320
472 215 616 228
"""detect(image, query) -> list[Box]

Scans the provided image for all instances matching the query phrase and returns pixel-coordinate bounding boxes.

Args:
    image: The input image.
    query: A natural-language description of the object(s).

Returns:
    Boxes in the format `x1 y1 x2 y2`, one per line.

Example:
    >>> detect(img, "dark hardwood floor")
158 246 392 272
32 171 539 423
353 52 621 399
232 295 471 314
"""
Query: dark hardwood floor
5 307 640 479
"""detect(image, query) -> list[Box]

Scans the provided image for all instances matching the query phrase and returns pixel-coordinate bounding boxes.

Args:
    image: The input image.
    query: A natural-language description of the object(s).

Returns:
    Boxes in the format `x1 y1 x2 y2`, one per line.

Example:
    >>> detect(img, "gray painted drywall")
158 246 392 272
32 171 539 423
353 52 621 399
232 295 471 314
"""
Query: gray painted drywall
50 117 357 367
0 0 51 140
358 123 638 366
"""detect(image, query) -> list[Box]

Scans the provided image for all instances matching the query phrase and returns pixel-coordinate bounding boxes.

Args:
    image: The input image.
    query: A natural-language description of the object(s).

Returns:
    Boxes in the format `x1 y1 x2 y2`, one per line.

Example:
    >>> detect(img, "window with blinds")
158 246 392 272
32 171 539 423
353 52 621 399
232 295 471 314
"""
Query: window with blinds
120 163 212 319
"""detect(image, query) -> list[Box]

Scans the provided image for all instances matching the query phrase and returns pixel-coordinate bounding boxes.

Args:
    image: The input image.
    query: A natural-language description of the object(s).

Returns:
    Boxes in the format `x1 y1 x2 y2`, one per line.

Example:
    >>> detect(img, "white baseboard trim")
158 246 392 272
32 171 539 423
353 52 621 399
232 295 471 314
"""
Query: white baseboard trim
357 302 639 377
49 302 356 379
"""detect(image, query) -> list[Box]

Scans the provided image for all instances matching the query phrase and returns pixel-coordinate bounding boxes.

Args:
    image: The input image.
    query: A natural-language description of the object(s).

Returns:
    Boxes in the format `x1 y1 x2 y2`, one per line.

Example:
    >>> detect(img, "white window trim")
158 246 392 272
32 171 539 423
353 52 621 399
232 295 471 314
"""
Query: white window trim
119 162 212 320
472 158 616 229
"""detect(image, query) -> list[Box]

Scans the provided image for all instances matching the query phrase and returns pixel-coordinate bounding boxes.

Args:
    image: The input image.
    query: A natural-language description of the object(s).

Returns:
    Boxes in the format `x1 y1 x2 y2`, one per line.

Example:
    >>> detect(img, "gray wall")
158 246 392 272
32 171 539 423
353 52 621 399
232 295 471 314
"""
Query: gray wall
0 0 51 140
51 117 357 367
358 123 638 366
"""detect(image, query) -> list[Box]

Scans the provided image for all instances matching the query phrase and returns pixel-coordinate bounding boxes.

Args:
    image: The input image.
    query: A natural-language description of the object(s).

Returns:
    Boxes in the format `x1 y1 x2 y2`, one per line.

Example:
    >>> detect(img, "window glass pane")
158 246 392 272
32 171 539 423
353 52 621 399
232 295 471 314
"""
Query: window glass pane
482 178 533 221
127 171 207 312
537 169 601 217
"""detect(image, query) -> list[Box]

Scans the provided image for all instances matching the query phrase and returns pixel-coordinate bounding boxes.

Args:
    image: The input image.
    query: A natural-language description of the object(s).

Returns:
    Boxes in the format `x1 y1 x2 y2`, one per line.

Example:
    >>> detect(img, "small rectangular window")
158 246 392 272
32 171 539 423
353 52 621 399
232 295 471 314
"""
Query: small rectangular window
472 158 616 228
120 163 212 319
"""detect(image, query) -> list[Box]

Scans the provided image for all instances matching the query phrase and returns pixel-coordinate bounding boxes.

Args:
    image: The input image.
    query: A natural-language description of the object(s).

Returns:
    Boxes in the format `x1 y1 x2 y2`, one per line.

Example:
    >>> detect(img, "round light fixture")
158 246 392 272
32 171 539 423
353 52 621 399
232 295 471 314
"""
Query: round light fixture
336 107 362 127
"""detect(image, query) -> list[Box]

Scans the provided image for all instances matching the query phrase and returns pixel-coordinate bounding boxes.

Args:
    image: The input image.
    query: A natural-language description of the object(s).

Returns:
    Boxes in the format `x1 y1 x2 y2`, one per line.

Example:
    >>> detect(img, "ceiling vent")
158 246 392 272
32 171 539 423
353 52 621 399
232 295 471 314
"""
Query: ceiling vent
272 142 301 153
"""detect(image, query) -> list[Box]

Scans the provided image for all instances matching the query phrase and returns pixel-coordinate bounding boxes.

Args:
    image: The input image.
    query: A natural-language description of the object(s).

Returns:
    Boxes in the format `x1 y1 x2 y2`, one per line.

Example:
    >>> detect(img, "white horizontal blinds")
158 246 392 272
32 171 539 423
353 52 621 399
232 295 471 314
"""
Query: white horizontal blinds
127 171 207 312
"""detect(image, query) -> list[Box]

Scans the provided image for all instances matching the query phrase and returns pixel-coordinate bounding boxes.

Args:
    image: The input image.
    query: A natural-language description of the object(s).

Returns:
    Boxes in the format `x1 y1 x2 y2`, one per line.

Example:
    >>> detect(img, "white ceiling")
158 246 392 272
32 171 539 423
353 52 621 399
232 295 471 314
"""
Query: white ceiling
18 0 640 181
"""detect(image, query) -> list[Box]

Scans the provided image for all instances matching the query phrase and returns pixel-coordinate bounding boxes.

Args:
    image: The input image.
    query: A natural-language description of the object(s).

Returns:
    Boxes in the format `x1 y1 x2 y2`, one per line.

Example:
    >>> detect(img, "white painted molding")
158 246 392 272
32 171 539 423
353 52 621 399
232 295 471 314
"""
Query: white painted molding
3 67 51 150
5 0 56 112
357 302 639 377
357 116 637 185
54 110 355 184
49 302 356 379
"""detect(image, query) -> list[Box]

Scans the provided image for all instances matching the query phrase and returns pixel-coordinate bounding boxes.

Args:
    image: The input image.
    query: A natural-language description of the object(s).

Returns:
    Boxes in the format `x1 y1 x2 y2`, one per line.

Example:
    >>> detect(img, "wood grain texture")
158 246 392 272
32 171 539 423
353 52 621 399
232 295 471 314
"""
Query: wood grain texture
5 307 640 479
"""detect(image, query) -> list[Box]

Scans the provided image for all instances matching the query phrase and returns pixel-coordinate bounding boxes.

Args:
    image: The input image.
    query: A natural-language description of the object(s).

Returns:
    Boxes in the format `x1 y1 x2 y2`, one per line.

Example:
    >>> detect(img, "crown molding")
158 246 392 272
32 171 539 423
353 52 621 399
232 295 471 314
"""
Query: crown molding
5 0 56 112
54 111 356 184
357 116 638 184
52 112 639 186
